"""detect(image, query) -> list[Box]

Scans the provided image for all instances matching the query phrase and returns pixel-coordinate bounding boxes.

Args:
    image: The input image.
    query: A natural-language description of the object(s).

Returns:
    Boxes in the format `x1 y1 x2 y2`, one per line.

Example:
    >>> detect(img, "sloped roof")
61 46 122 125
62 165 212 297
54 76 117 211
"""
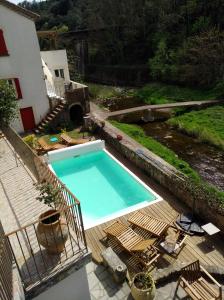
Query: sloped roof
0 0 39 21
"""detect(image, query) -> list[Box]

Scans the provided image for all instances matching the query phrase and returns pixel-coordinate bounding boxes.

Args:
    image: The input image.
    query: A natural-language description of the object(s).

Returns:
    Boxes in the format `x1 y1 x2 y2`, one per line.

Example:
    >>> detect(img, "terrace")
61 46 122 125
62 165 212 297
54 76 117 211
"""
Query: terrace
0 130 90 298
86 145 224 270
0 125 224 300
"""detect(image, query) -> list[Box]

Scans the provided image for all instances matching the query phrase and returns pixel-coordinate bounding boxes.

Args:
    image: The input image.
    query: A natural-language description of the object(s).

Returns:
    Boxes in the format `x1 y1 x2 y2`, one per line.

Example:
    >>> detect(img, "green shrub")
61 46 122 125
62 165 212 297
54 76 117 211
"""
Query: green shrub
168 106 224 150
23 134 37 148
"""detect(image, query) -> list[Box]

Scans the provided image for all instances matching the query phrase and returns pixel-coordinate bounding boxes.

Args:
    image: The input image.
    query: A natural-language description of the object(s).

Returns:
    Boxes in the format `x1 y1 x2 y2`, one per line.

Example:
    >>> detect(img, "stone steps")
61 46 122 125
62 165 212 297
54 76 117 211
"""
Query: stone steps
34 101 67 134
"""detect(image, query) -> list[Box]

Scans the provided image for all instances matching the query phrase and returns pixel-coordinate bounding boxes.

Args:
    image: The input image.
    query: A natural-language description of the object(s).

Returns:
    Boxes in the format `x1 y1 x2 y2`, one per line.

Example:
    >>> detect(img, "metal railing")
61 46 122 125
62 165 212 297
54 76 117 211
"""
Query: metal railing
2 127 88 292
0 222 13 300
34 156 87 246
6 204 87 292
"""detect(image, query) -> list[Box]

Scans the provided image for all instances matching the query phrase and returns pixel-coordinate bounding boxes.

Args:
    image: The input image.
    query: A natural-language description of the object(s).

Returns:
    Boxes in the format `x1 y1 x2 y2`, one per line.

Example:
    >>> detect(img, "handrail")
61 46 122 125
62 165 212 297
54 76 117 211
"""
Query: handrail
6 203 88 291
6 204 75 236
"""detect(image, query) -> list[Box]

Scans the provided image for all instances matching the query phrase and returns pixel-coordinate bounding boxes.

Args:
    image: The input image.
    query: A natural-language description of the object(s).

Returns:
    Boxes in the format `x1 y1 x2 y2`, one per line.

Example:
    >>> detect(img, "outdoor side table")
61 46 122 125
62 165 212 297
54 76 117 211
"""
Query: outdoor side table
201 223 220 236
201 223 220 249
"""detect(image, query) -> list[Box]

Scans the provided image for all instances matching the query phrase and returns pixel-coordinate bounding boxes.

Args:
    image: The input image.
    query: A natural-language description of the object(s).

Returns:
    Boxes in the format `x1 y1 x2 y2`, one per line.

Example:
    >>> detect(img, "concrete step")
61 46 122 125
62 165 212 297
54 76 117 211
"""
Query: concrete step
41 120 48 125
34 102 66 133
46 117 53 121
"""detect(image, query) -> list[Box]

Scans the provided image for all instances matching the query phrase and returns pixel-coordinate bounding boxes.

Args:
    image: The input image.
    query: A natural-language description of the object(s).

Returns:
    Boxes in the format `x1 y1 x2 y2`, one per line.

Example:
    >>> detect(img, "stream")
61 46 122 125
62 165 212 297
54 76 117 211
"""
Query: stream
140 122 224 191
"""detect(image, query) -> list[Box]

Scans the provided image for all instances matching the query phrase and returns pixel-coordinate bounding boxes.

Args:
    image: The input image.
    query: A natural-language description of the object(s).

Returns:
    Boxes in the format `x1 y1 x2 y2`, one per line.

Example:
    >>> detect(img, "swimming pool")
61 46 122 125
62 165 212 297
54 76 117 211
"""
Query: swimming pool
47 141 162 229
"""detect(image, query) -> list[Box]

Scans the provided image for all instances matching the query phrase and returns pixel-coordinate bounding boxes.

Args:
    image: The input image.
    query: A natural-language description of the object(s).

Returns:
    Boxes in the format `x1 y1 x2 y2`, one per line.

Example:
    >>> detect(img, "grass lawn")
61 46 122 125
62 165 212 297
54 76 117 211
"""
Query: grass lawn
111 120 224 210
111 121 199 181
168 106 224 150
134 83 220 105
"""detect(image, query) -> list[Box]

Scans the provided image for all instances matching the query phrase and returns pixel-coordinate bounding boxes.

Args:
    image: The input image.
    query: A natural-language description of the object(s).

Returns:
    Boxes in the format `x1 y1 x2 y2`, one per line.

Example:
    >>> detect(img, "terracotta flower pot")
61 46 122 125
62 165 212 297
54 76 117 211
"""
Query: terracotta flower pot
37 209 68 254
131 272 156 300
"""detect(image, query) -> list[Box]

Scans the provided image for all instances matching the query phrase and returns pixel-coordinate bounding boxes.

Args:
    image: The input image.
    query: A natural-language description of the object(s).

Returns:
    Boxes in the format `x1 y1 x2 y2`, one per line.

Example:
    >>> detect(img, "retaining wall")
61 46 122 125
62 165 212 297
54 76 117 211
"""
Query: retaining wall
2 126 39 179
92 118 224 230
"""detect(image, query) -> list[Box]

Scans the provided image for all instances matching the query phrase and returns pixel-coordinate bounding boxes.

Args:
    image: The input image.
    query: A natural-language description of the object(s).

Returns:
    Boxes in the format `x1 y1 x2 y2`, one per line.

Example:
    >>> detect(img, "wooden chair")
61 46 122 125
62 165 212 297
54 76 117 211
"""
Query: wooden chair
159 226 187 256
60 133 90 145
37 137 66 154
177 260 222 300
128 211 171 237
103 221 160 268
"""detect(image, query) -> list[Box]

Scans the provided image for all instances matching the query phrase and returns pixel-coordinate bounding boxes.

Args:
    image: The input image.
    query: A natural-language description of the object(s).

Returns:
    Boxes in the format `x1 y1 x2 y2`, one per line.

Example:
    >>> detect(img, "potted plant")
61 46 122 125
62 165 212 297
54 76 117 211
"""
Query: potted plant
35 182 68 254
131 271 156 300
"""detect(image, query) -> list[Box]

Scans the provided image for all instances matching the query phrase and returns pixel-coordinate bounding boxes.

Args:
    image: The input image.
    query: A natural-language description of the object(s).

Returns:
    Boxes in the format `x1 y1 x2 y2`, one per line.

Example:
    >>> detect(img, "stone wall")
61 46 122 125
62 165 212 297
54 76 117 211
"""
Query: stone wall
2 126 39 180
65 86 90 114
92 118 224 230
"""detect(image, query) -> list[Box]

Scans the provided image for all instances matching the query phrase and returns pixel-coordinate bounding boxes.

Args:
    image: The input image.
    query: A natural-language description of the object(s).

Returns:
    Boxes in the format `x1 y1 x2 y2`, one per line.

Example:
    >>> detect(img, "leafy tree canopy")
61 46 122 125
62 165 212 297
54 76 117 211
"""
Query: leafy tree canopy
0 80 18 128
19 0 224 88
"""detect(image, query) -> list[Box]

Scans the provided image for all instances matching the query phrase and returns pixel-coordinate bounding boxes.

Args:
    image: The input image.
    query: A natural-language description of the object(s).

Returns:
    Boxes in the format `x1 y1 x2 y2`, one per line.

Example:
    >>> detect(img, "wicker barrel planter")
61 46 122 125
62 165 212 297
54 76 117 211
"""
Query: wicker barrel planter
37 209 68 254
131 272 156 300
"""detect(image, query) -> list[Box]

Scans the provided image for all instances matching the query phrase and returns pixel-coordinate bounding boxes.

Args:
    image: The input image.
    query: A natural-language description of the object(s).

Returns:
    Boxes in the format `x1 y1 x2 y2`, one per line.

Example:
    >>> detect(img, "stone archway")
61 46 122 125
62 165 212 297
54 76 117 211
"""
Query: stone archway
69 104 83 125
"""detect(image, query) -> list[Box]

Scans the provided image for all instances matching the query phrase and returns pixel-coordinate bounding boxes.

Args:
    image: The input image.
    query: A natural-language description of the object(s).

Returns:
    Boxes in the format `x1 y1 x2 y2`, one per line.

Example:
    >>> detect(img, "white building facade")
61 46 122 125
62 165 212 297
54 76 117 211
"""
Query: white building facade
41 49 70 98
0 0 50 132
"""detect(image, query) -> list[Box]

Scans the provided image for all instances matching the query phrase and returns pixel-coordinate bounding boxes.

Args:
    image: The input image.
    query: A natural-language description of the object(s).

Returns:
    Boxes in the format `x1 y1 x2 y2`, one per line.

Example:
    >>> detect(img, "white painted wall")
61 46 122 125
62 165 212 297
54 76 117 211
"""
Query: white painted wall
41 50 70 83
0 5 49 132
33 266 91 300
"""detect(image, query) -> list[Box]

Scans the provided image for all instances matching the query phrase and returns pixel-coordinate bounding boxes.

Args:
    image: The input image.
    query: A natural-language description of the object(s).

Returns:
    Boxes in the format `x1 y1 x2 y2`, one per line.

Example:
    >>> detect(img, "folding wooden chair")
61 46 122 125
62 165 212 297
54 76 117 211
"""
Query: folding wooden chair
177 260 222 300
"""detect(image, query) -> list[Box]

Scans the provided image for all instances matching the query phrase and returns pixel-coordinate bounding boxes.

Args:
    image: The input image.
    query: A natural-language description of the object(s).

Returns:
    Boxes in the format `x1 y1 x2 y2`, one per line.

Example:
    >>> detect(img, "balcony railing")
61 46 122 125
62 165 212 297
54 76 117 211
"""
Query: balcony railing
6 204 88 293
0 221 13 300
1 127 89 294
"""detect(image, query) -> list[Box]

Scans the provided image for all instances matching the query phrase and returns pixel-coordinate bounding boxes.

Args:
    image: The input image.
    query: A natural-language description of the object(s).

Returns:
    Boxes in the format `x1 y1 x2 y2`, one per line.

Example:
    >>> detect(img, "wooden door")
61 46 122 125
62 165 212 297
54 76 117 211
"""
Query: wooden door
20 107 35 131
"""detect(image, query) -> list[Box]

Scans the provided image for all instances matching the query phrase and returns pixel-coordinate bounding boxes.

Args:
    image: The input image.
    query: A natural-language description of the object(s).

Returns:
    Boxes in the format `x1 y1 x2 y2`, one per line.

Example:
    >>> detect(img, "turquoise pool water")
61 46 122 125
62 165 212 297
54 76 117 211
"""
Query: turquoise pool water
50 150 157 228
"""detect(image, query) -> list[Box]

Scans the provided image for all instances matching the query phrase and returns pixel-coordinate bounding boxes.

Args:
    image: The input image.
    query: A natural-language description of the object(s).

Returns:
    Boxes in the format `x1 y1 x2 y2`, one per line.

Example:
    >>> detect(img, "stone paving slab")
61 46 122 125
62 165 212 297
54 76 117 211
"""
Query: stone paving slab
86 260 224 300
85 261 197 300
0 138 47 234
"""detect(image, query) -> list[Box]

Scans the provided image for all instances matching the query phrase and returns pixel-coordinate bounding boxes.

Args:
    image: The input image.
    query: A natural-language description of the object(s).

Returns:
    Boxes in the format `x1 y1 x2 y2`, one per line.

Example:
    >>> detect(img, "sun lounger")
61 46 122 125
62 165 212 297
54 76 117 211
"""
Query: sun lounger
103 221 160 268
128 211 171 237
60 133 90 145
37 137 66 154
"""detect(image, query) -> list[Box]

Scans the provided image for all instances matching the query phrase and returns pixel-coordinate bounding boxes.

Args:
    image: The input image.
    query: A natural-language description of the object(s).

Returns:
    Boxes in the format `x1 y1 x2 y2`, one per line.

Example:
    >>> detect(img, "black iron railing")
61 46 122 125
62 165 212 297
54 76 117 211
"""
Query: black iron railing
0 221 13 300
6 204 88 292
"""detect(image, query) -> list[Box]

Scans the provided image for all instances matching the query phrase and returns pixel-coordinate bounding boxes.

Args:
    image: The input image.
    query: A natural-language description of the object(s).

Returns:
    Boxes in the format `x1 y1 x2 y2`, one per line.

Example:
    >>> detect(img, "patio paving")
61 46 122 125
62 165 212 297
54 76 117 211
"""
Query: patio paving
86 261 201 300
0 137 47 234
0 136 89 292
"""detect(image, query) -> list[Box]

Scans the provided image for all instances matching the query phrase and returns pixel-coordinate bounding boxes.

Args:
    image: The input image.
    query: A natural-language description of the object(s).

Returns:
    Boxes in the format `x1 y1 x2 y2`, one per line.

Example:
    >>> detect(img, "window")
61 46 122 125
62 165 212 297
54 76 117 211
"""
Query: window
54 69 59 77
0 29 8 56
59 69 64 78
54 69 64 79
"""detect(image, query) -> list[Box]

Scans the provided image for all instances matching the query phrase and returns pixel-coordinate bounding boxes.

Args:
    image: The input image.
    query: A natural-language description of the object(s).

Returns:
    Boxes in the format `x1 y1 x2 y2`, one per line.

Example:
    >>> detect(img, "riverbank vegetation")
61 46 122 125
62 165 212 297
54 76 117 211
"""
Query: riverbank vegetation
111 120 224 211
88 83 134 99
88 82 221 112
168 106 224 150
135 83 221 105
111 121 199 180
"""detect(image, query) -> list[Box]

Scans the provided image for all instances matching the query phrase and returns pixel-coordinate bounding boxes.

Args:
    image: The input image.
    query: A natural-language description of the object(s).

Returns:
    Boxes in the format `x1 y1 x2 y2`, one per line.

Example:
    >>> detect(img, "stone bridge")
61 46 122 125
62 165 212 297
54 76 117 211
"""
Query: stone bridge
107 99 223 122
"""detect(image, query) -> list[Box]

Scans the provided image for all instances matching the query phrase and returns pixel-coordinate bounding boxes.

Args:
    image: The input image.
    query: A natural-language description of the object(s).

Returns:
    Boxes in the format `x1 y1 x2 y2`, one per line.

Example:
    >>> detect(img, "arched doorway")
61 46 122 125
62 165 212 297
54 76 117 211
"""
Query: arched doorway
69 104 83 125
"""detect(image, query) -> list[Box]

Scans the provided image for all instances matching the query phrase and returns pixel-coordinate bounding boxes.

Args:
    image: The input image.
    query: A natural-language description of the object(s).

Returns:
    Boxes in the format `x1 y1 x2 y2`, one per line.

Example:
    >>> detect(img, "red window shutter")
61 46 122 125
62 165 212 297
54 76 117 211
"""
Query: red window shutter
14 78 23 99
0 29 8 56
